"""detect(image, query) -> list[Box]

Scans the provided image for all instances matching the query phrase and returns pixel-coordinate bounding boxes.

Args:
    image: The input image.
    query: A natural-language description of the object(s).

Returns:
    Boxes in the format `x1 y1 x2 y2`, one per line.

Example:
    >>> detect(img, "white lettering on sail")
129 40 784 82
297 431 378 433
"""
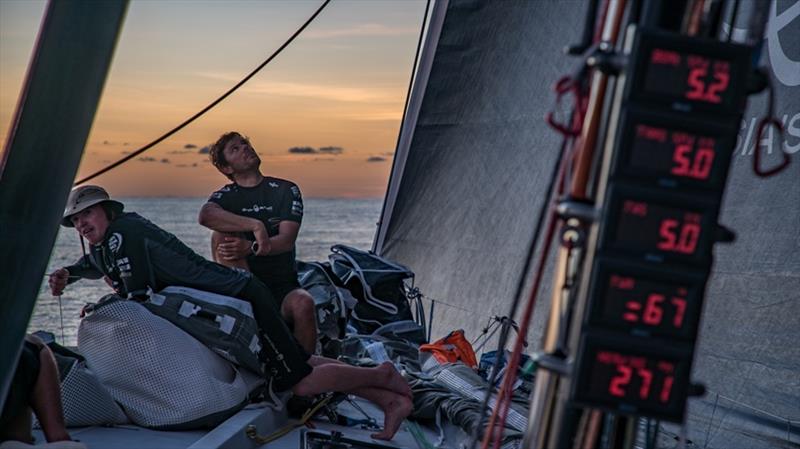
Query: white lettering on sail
767 0 800 87
736 112 800 156
787 113 800 154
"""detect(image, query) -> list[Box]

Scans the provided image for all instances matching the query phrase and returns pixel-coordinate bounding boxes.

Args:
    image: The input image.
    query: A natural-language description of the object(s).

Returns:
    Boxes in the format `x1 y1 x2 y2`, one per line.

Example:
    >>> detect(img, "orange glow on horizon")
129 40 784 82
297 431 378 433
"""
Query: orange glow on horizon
1 0 424 198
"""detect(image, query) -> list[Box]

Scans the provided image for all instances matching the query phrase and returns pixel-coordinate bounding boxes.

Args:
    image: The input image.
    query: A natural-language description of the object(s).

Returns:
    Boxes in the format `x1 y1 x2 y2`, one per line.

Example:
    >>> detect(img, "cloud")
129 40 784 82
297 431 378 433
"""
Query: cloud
198 146 210 154
103 140 111 145
123 142 129 146
184 143 197 149
305 24 417 39
366 156 387 163
319 146 343 155
160 158 170 164
197 73 396 103
121 151 131 155
176 163 198 168
382 151 394 156
289 146 317 154
138 156 157 162
314 157 336 162
168 150 193 154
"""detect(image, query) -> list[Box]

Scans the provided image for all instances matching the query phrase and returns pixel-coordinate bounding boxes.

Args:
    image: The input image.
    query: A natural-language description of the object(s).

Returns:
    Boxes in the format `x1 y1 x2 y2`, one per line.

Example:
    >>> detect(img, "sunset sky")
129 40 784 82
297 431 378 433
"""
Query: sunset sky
0 0 427 197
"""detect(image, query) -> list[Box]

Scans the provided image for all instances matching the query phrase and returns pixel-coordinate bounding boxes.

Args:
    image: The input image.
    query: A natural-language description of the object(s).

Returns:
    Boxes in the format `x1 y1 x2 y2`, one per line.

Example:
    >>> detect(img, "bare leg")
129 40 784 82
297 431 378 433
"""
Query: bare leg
31 345 70 442
297 356 413 440
281 289 317 354
294 358 412 398
211 231 250 269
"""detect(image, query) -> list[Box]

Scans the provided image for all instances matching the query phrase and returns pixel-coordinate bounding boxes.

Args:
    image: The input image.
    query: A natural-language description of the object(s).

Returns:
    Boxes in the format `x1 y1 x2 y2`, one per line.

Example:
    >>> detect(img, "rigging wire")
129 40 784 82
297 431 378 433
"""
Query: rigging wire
74 0 331 186
469 106 580 449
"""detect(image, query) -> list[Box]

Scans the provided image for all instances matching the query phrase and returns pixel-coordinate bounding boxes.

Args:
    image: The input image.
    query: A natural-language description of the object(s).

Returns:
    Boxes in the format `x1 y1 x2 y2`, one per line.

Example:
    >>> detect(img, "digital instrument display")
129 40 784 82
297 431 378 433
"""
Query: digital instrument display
631 123 717 180
586 259 706 339
626 30 751 114
611 108 735 190
644 49 732 105
600 185 717 264
572 335 690 421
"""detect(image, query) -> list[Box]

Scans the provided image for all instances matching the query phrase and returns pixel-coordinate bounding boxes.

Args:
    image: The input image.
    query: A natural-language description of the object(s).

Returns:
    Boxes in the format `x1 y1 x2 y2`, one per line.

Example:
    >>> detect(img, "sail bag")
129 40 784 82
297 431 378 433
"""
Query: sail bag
329 244 415 333
143 286 263 374
77 295 251 429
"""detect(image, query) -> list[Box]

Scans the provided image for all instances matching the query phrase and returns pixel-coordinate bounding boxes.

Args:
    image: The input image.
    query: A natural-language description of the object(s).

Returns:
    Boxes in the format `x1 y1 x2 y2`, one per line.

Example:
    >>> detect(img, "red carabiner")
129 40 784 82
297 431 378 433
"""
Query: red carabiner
546 76 584 137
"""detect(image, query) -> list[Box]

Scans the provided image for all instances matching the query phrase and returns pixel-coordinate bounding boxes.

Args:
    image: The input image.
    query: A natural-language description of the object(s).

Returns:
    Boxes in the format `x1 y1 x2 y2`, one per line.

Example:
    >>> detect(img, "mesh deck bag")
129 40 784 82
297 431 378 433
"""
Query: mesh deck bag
77 295 251 429
143 286 263 375
329 245 415 334
30 333 128 428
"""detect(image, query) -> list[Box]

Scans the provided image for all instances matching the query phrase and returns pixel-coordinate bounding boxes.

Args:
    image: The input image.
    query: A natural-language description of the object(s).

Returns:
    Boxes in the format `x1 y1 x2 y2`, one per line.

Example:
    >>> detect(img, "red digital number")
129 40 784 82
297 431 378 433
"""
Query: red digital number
660 376 674 403
671 297 687 327
686 67 708 101
671 144 715 180
638 368 653 399
609 365 632 397
658 219 700 254
643 293 665 325
705 71 729 104
685 65 729 104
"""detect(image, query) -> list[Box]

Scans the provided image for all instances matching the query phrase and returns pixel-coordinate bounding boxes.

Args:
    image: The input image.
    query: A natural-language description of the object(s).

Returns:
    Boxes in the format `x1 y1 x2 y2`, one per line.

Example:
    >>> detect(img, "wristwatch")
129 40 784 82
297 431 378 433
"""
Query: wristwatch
250 241 259 255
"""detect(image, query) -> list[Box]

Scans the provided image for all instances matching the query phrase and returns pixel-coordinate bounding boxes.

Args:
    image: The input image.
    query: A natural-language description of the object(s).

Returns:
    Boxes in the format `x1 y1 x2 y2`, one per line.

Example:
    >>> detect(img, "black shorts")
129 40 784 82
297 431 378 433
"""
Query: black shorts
0 341 41 440
262 276 301 306
237 277 312 392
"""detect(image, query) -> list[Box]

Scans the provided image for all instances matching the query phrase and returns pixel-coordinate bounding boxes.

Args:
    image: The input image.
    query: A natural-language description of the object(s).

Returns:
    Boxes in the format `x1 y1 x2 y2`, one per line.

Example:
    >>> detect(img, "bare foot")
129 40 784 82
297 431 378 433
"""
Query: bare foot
376 362 412 398
371 393 413 440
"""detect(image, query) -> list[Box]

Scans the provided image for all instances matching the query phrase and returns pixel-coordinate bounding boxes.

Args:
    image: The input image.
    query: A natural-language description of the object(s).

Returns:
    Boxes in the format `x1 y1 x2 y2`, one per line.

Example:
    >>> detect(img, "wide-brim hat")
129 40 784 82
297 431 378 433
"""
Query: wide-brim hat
61 185 124 227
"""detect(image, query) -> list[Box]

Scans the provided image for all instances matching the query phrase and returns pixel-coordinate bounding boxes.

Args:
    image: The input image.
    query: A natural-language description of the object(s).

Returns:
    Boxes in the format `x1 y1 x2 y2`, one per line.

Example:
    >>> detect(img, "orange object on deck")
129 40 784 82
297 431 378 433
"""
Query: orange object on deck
420 329 478 368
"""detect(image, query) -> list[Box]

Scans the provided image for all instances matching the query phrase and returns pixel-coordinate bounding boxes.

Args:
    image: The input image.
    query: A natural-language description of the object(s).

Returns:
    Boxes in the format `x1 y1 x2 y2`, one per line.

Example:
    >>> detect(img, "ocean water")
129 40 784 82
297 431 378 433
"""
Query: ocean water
30 197 383 346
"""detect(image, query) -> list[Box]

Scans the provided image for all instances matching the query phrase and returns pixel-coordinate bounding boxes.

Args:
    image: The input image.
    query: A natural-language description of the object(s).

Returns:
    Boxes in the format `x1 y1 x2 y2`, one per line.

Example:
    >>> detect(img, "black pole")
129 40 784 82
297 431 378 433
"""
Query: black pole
0 0 128 408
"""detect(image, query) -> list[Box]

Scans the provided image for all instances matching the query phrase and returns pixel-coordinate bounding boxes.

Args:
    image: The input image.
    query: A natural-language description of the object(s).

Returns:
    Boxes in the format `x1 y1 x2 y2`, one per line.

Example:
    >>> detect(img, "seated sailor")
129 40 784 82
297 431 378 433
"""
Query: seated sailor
0 334 85 448
49 185 412 440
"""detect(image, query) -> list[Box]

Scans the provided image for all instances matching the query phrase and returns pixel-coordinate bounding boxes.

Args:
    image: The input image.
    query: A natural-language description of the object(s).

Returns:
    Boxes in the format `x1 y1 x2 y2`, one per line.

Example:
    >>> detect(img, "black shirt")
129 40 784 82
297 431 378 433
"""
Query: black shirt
66 212 251 298
207 177 303 282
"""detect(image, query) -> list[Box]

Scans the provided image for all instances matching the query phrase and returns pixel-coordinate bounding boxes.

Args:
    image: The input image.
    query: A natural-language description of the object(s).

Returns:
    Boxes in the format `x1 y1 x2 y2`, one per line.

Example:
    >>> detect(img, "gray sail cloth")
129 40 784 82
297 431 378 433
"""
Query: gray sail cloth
77 296 253 429
376 1 799 448
409 362 529 448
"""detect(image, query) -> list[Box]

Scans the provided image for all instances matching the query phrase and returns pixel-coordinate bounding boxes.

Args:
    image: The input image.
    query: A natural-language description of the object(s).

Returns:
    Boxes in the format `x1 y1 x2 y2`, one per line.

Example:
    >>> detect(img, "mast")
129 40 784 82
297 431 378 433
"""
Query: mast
0 0 128 407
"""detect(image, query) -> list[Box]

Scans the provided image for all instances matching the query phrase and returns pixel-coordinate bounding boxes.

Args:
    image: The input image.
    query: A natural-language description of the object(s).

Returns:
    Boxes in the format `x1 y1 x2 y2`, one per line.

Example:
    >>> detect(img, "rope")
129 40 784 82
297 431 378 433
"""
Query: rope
57 294 65 344
468 98 579 449
245 394 332 444
74 0 331 186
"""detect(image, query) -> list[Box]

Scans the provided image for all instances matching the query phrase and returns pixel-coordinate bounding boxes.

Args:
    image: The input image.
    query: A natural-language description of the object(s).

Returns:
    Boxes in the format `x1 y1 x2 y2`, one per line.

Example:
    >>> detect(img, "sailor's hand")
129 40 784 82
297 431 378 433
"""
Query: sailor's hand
251 223 271 256
217 236 251 261
49 268 70 296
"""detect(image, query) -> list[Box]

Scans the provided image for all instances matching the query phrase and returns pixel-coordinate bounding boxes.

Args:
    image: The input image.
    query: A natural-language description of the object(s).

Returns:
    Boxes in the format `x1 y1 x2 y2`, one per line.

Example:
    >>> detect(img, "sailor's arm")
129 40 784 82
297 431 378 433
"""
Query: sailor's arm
49 256 103 295
266 221 300 254
198 202 271 255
